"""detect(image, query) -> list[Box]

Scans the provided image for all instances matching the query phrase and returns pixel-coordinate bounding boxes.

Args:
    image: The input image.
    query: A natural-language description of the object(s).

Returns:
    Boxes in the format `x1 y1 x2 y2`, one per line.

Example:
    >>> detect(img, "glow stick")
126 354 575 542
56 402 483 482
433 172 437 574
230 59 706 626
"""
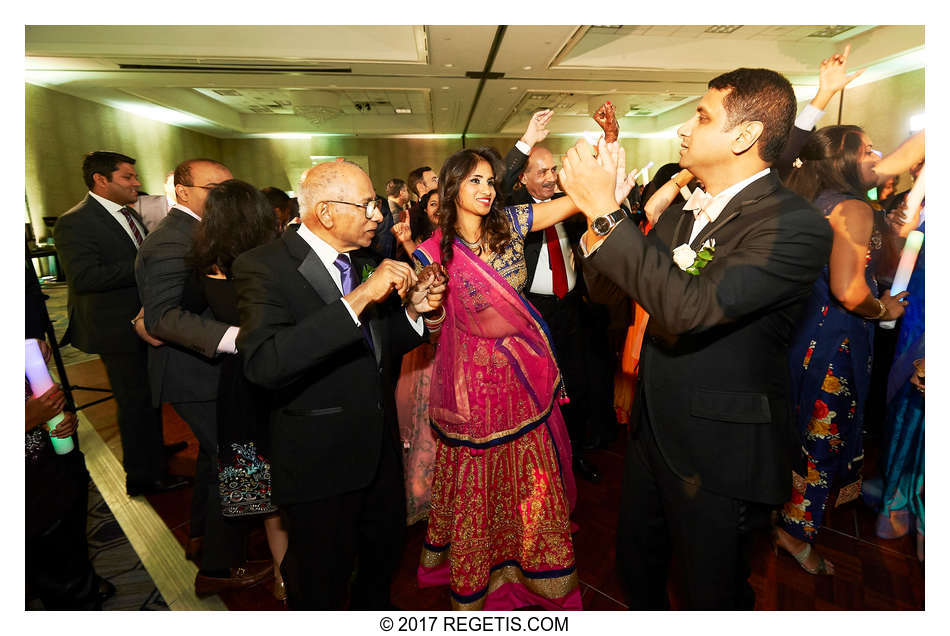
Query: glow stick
25 339 74 454
880 230 923 330
637 161 654 186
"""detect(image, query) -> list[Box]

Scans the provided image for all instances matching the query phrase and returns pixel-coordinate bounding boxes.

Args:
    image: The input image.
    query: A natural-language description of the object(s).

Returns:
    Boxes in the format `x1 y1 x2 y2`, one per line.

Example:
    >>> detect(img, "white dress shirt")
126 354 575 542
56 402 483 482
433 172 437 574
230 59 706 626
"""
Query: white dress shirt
527 197 577 296
89 191 147 247
296 222 424 336
686 168 772 244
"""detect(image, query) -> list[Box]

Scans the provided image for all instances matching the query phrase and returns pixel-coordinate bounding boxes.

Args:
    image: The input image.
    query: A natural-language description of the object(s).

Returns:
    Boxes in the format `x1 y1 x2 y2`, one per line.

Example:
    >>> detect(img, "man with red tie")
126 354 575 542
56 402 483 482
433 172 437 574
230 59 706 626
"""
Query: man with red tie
54 151 190 497
500 116 605 483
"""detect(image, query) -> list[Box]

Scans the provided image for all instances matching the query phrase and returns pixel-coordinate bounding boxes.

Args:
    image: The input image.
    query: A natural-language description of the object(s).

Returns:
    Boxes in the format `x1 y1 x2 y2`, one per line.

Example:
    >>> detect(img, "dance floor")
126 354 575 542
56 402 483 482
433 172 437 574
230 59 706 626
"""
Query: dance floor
63 356 924 611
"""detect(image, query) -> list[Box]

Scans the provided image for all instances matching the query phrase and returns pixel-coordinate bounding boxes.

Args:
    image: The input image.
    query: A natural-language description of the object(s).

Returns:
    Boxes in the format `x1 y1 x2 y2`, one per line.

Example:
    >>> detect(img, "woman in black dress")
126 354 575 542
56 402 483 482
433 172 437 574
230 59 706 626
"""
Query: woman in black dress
185 179 287 600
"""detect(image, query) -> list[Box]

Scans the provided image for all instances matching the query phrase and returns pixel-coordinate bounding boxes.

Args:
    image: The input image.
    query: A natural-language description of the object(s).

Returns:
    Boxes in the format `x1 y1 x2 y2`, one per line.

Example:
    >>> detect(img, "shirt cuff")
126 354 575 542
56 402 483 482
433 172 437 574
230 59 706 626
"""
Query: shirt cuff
340 298 361 327
580 230 608 257
515 140 531 156
795 103 824 131
216 325 240 354
405 308 425 336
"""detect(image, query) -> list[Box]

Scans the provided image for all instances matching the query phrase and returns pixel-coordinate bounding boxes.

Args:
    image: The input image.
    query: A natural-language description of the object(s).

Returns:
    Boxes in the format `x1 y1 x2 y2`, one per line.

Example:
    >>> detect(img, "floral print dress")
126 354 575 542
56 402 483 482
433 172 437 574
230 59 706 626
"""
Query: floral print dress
780 191 882 542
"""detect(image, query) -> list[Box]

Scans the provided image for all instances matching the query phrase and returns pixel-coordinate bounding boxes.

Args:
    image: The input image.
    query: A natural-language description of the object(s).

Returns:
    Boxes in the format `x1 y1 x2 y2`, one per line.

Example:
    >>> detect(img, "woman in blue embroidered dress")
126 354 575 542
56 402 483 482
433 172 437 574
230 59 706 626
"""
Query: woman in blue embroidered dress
774 125 922 574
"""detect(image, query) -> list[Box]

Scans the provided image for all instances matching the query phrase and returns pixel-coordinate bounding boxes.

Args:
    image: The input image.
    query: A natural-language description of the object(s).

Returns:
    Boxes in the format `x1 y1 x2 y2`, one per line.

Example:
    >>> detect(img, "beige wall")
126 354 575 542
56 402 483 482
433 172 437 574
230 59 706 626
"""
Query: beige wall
26 84 223 239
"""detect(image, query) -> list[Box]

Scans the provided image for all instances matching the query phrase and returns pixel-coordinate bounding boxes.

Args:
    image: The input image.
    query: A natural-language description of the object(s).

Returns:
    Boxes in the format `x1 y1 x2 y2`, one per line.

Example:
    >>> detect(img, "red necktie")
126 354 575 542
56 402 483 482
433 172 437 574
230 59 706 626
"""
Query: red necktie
545 225 568 299
119 207 144 246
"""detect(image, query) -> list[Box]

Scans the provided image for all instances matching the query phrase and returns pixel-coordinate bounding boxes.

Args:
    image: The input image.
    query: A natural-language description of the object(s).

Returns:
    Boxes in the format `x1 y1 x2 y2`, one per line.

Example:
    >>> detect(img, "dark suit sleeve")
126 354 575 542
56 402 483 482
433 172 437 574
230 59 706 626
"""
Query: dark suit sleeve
25 259 50 340
135 228 229 358
387 298 426 360
53 212 137 295
500 144 529 203
585 206 832 336
233 251 366 390
775 125 812 181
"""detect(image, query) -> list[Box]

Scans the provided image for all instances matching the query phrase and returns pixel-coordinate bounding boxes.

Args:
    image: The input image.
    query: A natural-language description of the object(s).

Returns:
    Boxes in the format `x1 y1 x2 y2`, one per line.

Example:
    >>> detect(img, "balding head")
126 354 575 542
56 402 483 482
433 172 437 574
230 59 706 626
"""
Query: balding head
298 161 380 252
519 146 557 201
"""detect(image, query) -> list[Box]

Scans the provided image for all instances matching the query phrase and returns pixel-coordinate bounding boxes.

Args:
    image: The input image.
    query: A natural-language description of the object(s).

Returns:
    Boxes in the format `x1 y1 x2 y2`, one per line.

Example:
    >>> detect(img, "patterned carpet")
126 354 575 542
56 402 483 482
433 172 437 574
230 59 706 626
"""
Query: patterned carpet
27 481 168 611
38 280 99 367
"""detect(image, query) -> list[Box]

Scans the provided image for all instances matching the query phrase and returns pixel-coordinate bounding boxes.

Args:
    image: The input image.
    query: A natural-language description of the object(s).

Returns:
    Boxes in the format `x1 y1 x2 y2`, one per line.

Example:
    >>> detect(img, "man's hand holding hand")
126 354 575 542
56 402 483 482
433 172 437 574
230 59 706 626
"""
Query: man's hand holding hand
407 264 447 319
133 307 164 347
346 259 418 316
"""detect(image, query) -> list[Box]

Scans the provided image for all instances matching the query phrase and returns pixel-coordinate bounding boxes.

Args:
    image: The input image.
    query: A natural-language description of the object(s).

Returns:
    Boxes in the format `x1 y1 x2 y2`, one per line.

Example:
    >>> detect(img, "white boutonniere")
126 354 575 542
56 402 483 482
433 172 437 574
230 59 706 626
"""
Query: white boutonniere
673 239 716 275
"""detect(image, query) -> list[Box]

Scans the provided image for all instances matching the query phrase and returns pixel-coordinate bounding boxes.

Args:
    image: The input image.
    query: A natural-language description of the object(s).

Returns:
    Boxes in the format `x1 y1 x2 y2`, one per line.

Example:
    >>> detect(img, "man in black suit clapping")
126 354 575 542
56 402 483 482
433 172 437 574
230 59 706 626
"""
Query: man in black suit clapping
233 160 445 610
558 68 833 609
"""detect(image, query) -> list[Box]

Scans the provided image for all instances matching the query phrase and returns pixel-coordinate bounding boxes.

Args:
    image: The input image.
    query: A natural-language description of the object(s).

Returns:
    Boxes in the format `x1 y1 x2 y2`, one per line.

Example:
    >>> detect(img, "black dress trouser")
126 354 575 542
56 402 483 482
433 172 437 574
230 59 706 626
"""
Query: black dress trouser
615 404 772 609
280 436 405 610
98 346 165 485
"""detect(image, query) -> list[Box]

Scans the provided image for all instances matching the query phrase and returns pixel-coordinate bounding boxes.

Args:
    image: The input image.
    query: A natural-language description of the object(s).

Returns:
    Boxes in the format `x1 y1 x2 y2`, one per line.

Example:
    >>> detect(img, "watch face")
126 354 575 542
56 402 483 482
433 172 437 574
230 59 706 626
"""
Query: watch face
592 217 611 235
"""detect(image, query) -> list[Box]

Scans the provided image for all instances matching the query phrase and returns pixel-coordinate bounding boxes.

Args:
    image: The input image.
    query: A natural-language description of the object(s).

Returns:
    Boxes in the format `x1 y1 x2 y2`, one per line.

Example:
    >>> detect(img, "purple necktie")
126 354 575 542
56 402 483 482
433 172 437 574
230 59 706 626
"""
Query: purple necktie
333 254 374 354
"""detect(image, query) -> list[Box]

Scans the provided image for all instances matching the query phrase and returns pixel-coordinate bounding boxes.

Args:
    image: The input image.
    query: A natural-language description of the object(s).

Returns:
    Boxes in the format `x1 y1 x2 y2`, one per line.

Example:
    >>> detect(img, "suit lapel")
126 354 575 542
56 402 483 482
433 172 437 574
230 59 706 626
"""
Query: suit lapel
351 250 384 365
689 170 781 249
86 196 139 253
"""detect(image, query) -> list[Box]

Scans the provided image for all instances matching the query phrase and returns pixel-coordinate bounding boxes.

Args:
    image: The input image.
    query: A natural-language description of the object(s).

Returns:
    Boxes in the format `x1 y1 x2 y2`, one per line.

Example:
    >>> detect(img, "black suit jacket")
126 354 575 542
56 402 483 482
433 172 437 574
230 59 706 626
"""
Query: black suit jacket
52 194 146 354
232 226 425 506
134 208 229 405
585 171 833 505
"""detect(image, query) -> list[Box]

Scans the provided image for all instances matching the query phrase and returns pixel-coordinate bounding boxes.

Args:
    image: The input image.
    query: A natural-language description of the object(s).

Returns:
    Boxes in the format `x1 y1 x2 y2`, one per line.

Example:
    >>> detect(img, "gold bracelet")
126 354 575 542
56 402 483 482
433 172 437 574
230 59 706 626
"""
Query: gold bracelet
873 298 887 320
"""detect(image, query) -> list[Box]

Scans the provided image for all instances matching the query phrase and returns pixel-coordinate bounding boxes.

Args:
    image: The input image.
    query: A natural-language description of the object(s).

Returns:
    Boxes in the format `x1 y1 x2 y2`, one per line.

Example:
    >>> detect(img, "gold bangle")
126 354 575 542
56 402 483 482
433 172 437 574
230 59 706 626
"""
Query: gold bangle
873 298 887 320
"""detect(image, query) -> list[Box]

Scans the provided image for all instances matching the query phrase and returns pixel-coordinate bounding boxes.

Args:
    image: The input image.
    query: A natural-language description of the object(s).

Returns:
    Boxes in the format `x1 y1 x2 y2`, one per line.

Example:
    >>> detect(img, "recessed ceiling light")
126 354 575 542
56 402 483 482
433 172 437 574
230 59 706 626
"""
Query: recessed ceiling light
441 86 450 90
444 63 454 68
523 65 532 70
509 86 518 91
441 107 448 111
395 108 412 114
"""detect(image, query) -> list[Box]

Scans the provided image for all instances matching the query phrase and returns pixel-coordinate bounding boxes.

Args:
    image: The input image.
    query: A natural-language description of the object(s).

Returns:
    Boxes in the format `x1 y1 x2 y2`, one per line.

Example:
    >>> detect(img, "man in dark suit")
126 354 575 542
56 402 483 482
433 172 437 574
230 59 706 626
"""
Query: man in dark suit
499 112 607 482
233 160 445 610
559 68 834 609
135 158 270 596
53 151 188 497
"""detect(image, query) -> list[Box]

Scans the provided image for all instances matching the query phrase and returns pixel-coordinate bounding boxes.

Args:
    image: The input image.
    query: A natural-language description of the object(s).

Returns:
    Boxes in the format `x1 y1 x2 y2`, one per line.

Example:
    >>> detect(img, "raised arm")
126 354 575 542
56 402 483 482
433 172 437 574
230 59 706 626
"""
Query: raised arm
500 110 553 199
873 130 925 184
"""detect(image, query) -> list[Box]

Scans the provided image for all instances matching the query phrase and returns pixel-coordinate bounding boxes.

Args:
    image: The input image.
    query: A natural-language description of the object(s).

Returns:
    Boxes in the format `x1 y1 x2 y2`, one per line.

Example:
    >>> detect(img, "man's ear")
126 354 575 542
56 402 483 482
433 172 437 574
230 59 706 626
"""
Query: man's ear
91 172 109 190
732 121 764 155
174 183 189 203
519 171 528 187
315 202 334 229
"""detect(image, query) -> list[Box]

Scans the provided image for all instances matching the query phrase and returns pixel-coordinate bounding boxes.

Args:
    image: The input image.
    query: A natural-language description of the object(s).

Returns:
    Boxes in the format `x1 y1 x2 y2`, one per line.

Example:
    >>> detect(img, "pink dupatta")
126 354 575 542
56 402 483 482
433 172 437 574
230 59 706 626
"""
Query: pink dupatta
414 229 576 509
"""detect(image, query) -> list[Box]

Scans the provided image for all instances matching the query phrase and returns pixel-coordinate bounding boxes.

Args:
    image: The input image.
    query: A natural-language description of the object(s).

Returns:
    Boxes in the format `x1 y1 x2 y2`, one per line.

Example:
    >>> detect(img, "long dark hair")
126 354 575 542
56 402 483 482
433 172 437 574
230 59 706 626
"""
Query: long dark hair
785 125 870 202
410 190 439 243
437 147 511 265
188 179 278 277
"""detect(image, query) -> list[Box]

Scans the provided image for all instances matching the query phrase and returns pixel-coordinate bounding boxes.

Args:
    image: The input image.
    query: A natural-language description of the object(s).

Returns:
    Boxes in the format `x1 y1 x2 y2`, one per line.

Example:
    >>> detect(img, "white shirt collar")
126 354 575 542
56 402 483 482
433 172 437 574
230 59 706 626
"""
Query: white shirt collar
706 168 772 209
172 203 202 221
296 221 349 271
88 191 127 214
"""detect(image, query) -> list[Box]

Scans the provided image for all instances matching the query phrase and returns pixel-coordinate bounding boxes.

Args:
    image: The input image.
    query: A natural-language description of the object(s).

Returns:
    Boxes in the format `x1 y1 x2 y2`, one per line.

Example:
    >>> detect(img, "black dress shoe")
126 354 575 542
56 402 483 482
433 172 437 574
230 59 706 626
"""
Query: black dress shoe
163 441 189 456
573 457 601 483
97 577 116 604
126 474 193 497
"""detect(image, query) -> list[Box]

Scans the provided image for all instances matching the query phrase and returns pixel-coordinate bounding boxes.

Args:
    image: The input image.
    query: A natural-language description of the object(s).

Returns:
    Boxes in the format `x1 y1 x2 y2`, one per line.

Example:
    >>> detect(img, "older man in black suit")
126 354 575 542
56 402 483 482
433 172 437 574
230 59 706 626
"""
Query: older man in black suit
53 151 189 497
233 160 445 610
559 68 833 609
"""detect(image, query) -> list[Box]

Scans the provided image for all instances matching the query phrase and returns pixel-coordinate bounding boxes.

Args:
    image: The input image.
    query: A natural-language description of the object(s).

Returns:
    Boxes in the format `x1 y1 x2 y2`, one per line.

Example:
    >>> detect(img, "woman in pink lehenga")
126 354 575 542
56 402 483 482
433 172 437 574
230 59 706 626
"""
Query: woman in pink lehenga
393 190 442 524
411 139 632 610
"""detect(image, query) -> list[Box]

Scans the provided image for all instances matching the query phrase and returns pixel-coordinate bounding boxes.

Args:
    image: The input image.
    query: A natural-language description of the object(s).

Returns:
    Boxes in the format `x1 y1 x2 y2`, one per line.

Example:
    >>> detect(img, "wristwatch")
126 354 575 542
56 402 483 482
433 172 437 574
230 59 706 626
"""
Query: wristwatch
591 209 627 236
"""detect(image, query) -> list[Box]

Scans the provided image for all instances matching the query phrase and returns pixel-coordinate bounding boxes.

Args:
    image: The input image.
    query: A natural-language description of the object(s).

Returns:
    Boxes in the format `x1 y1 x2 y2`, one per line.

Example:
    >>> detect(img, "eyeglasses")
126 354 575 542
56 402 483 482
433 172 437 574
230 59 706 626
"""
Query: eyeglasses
324 199 379 219
182 184 217 190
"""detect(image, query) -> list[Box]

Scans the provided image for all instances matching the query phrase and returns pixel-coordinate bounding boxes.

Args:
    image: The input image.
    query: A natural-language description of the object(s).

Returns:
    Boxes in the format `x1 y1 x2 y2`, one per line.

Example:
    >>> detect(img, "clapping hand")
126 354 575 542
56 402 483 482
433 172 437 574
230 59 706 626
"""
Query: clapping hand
560 138 626 220
408 264 447 315
593 102 619 144
614 145 638 206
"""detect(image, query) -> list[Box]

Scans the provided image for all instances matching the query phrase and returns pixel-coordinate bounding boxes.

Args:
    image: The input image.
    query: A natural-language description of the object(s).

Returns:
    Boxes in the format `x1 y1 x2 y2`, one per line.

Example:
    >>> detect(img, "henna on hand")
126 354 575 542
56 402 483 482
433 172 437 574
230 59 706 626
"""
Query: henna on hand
593 101 619 144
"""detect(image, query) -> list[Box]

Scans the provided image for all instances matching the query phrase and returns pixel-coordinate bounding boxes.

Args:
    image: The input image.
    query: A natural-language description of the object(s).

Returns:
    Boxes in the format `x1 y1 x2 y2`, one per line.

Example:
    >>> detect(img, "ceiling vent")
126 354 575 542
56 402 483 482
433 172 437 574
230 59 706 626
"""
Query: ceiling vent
704 26 743 34
808 26 856 38
212 89 242 97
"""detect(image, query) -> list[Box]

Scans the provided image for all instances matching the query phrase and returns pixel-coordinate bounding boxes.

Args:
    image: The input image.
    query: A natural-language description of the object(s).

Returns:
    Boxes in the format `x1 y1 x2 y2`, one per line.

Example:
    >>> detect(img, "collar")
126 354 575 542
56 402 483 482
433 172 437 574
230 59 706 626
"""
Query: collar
172 203 202 222
705 168 771 208
89 191 129 214
296 221 351 272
